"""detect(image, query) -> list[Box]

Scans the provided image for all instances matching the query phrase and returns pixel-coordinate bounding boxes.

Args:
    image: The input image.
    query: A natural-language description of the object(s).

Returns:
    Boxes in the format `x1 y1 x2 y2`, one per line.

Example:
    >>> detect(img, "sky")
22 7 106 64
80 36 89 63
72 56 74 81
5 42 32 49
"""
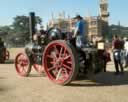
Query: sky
0 0 127 26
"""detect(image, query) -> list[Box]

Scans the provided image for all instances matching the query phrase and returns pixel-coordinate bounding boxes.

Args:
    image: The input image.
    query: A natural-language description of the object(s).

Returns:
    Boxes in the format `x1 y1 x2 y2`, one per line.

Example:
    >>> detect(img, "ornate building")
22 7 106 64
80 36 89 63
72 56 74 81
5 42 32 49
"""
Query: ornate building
48 0 109 40
100 0 109 38
85 16 102 40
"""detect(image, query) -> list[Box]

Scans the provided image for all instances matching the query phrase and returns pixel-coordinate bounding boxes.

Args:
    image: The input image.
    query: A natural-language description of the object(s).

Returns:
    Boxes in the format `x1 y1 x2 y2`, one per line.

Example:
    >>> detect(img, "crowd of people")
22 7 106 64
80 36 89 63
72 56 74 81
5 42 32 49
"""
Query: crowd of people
111 35 128 75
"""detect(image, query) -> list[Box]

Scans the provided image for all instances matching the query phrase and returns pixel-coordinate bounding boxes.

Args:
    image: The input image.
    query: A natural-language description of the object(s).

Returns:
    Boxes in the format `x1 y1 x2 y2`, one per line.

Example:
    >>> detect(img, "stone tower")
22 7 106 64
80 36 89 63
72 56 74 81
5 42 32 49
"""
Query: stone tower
99 0 109 39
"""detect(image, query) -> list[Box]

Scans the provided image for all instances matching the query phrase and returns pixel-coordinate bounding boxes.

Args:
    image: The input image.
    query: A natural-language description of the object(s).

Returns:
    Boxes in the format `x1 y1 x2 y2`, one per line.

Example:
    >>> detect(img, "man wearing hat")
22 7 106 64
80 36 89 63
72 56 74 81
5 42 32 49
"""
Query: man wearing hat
73 15 86 48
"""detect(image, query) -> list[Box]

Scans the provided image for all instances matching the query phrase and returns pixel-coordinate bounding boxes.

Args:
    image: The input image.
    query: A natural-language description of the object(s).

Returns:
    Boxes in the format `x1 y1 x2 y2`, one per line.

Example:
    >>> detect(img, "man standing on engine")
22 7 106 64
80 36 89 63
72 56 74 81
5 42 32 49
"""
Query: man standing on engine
73 15 86 48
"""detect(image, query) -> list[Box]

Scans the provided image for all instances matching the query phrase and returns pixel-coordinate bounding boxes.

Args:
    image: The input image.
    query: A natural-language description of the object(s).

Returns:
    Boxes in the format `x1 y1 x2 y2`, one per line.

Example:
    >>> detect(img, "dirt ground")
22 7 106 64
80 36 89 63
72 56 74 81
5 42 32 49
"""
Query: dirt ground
0 48 128 102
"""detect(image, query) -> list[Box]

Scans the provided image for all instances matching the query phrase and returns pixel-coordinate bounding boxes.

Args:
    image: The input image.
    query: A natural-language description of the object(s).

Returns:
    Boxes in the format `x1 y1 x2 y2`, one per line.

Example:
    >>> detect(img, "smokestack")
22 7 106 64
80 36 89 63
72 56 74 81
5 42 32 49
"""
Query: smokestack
29 12 36 42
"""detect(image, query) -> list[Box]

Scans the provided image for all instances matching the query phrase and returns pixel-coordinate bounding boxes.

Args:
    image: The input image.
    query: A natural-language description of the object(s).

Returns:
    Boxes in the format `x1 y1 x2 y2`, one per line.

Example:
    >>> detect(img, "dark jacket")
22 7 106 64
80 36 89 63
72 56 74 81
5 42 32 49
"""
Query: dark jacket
112 39 122 50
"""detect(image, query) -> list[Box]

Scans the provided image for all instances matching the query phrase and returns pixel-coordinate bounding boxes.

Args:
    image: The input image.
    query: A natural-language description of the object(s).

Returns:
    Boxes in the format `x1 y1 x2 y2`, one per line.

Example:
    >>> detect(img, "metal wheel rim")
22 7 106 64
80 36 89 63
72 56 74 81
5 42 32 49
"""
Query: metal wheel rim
43 41 75 84
15 53 30 76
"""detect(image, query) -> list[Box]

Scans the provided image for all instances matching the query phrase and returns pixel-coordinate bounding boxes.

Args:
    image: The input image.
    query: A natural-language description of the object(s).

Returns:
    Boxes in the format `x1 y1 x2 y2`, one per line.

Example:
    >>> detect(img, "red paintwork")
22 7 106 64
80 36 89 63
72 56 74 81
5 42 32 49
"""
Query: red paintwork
15 53 30 76
33 64 44 73
43 41 75 85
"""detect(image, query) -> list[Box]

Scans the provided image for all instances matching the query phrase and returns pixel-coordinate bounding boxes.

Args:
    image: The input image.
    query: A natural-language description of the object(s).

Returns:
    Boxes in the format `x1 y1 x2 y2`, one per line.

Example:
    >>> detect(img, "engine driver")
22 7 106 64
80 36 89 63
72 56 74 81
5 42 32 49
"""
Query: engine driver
73 15 86 48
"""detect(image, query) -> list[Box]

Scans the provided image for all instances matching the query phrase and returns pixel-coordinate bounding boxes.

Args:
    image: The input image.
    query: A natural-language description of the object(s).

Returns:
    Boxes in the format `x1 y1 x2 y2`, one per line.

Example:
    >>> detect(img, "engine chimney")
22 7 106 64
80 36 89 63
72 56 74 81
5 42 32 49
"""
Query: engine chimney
29 12 36 42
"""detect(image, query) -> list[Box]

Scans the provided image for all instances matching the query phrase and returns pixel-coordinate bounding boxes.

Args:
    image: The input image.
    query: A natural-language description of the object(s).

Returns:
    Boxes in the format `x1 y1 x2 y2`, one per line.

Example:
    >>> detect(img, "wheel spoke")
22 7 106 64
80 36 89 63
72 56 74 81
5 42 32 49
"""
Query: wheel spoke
56 68 62 80
46 55 54 59
23 60 28 66
63 55 71 60
59 47 63 58
16 59 21 64
51 51 58 59
48 66 56 71
63 48 67 57
54 45 59 55
62 69 69 79
18 64 25 73
62 63 72 70
50 61 56 65
66 61 72 64
22 66 26 73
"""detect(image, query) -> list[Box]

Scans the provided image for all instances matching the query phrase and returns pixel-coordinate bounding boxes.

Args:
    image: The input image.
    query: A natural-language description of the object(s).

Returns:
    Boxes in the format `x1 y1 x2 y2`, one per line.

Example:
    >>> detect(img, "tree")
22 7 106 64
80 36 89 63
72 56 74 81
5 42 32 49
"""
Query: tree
0 26 11 42
110 24 128 38
11 15 42 45
0 26 11 33
12 15 42 33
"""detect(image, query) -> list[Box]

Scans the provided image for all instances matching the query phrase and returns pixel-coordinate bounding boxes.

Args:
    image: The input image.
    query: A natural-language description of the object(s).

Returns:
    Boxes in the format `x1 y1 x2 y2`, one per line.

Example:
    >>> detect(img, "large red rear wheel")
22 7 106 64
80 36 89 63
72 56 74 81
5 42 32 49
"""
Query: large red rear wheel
15 53 31 77
43 40 78 85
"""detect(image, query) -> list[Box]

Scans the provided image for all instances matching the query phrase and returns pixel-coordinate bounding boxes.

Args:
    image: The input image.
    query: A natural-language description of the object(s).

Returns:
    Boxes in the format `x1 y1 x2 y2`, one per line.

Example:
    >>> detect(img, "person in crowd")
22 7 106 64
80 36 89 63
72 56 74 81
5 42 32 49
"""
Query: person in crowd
103 46 111 72
119 36 125 49
124 38 128 67
112 35 124 75
119 36 125 68
96 36 111 72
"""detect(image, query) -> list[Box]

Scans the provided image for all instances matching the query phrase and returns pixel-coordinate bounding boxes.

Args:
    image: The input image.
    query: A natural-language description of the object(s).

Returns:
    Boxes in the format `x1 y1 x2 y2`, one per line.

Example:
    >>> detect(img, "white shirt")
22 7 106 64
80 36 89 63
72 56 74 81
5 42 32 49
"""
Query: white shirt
124 41 128 53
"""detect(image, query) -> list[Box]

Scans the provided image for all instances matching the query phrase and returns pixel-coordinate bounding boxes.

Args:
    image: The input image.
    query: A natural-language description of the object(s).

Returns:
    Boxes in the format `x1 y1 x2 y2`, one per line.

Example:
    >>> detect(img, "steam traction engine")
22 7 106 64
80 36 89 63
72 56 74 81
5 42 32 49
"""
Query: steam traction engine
15 12 105 85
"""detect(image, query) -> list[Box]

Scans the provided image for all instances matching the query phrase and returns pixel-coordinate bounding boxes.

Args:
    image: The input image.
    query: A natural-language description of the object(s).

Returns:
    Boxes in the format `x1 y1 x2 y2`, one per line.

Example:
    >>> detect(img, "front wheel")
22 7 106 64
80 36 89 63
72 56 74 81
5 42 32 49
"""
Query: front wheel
15 53 31 77
43 40 79 85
